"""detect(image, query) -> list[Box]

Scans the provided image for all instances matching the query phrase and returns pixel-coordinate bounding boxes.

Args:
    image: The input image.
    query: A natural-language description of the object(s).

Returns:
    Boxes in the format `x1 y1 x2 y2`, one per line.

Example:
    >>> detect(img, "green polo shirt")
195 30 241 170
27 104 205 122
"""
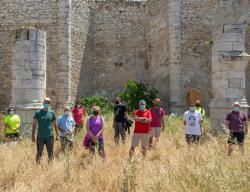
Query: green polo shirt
34 109 56 138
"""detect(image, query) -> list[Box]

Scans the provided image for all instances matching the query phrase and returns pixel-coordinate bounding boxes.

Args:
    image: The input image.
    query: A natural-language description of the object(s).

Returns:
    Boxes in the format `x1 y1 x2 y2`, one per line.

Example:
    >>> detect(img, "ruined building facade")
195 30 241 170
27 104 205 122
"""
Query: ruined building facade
0 0 250 132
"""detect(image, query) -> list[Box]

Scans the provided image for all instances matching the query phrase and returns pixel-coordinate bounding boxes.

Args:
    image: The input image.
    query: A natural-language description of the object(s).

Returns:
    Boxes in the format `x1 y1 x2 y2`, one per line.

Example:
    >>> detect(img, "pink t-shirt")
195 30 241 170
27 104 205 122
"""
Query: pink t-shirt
150 107 165 127
72 107 85 125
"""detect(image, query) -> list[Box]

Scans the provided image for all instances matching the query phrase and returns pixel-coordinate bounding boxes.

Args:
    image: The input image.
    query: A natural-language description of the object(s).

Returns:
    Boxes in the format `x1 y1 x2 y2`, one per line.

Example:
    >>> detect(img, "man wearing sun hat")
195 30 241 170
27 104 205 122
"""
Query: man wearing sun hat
225 101 248 156
129 100 152 158
32 98 59 163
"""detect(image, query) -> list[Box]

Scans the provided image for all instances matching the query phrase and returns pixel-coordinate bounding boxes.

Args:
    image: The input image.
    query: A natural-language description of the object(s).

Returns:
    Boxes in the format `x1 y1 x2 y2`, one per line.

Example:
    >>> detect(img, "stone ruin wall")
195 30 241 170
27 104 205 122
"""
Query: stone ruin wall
1 0 250 114
77 0 149 100
146 0 170 108
0 0 60 110
71 0 91 102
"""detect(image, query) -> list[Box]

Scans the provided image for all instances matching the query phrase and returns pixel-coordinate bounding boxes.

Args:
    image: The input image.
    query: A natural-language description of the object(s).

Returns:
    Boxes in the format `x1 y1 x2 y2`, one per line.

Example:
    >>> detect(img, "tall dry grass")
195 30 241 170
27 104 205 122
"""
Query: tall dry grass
0 116 250 192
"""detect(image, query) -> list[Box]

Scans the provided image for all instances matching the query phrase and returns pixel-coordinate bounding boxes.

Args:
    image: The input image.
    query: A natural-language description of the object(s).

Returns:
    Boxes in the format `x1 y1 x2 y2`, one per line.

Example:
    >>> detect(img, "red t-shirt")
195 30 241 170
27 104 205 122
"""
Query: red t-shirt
226 111 247 133
72 107 85 125
150 107 165 127
134 109 152 134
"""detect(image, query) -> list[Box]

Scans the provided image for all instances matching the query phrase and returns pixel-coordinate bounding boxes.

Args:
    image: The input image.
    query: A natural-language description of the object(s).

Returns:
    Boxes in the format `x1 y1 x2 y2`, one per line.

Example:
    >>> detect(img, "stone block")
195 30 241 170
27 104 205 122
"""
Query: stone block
228 78 242 88
213 42 233 52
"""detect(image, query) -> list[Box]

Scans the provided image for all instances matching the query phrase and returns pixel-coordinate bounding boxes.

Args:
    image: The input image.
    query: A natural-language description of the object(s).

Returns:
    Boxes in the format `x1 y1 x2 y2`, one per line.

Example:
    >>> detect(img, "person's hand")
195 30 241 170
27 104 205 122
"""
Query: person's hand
32 135 36 143
56 135 59 141
245 130 248 136
92 136 97 144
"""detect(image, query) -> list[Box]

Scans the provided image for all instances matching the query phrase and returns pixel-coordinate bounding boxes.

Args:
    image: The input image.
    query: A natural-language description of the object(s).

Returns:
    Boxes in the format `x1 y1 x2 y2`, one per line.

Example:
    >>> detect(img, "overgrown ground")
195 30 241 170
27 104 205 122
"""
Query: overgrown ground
0 116 250 192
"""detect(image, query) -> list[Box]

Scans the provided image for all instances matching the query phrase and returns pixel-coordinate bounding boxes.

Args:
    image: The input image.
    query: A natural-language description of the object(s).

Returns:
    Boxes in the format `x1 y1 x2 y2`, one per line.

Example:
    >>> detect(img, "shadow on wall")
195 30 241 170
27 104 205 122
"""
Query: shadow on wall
76 9 95 100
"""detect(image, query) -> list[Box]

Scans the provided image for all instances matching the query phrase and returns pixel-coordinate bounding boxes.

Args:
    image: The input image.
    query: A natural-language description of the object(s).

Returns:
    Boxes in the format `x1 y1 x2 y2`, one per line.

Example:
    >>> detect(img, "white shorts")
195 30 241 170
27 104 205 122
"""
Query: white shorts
149 127 162 138
131 133 149 148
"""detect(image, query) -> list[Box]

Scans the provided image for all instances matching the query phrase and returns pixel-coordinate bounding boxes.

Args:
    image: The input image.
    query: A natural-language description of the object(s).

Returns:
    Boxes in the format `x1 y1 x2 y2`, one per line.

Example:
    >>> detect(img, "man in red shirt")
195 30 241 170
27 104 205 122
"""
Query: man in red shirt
149 98 165 148
129 100 152 158
225 102 248 156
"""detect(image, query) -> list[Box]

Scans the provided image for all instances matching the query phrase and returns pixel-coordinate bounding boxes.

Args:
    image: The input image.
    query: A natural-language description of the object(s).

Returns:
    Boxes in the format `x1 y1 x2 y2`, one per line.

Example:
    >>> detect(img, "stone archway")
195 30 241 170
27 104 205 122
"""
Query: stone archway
186 88 204 106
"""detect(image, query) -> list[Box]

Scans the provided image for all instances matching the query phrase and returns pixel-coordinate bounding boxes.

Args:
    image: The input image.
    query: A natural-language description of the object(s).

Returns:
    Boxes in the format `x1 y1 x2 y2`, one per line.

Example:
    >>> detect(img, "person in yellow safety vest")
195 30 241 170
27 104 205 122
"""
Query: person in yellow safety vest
4 107 21 140
195 100 205 118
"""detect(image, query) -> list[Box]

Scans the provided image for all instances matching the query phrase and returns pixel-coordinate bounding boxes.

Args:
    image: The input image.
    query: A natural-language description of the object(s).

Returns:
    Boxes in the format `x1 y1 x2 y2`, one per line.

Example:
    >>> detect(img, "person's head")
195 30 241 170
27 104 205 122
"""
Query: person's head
195 100 201 107
92 106 100 116
75 99 82 109
114 96 121 105
139 100 146 111
189 104 195 112
153 98 161 106
43 98 51 110
7 107 15 115
64 106 71 116
232 102 240 112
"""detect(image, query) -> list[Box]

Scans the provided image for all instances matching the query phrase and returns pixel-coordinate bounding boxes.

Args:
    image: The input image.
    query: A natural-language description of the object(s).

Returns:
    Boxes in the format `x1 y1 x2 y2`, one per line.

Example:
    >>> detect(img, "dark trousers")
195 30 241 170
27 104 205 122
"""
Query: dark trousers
114 122 126 144
185 134 200 145
60 137 73 152
89 139 105 158
36 136 54 163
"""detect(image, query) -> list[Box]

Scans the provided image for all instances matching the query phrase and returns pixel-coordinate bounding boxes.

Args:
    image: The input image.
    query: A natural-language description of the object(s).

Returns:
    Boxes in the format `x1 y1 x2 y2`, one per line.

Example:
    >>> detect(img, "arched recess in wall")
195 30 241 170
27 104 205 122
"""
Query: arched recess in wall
186 88 204 107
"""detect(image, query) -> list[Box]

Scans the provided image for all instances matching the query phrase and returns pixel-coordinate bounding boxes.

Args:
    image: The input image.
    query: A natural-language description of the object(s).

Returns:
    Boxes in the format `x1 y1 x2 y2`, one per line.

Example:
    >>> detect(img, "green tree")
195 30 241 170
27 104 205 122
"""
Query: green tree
120 80 158 113
81 96 113 115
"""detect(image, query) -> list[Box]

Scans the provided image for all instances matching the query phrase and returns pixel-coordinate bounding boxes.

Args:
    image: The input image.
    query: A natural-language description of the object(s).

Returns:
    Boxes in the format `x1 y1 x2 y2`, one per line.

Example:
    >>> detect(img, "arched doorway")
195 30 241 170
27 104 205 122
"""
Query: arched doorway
186 88 204 106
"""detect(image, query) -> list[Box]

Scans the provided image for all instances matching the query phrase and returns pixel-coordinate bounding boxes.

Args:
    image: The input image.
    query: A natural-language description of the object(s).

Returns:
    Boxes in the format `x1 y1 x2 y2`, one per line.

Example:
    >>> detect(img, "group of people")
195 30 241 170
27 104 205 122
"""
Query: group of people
1 96 248 164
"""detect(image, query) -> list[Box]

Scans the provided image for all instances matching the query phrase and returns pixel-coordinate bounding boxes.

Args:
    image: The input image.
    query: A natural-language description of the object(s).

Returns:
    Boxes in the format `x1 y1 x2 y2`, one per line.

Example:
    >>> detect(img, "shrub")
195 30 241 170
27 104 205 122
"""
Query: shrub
81 96 113 115
120 80 159 113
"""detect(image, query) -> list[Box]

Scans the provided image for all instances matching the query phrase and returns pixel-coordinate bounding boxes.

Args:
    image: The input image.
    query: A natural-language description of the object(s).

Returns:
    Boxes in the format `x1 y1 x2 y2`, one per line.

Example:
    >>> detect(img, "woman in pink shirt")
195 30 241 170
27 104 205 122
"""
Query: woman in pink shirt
72 99 86 134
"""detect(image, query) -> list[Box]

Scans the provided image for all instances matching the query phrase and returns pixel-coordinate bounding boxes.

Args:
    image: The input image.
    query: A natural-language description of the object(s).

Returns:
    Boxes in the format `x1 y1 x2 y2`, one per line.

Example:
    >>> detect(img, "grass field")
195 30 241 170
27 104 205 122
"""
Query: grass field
0 116 250 192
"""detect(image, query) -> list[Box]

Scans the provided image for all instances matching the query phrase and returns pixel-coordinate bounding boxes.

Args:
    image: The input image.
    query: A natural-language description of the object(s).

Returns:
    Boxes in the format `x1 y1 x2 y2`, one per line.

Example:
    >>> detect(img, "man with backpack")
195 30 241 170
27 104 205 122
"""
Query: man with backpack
113 96 129 144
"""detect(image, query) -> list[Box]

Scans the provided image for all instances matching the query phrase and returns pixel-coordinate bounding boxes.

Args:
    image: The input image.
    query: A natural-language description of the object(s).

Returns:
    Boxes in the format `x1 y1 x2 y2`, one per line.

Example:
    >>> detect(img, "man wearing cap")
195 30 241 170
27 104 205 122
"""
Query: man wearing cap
195 100 205 118
129 100 152 158
32 98 59 163
225 102 248 156
57 107 76 152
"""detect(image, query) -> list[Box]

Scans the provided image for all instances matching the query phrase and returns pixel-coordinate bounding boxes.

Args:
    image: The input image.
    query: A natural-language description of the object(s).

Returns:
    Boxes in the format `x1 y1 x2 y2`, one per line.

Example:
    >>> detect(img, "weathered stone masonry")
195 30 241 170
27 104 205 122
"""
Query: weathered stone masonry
1 0 250 133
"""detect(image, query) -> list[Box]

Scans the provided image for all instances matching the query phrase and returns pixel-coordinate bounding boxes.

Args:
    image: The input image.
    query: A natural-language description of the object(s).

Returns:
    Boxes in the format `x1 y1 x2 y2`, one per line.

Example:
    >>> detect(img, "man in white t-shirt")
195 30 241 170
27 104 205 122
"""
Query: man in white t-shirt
183 104 203 144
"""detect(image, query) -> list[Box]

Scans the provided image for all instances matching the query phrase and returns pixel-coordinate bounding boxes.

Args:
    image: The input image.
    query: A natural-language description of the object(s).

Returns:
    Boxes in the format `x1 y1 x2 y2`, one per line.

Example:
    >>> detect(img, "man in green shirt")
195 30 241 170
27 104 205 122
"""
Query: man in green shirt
32 98 59 164
4 107 21 141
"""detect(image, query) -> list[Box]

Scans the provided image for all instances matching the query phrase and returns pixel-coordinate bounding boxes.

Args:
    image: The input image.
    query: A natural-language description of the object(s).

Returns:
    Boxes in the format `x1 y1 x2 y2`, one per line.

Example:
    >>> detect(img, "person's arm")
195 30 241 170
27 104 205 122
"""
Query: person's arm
52 120 59 139
96 117 105 138
32 119 38 143
161 116 165 131
199 114 203 134
86 118 95 138
244 121 248 135
124 111 129 120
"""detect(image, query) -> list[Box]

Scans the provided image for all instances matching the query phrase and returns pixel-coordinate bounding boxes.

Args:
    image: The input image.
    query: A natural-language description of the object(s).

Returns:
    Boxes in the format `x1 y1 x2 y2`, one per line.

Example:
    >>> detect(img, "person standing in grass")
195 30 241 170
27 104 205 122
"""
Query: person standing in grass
4 107 21 141
225 102 248 156
57 106 75 152
72 99 86 134
183 104 203 145
32 98 59 164
85 106 105 158
113 96 129 145
195 100 205 118
129 100 152 158
149 98 165 148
